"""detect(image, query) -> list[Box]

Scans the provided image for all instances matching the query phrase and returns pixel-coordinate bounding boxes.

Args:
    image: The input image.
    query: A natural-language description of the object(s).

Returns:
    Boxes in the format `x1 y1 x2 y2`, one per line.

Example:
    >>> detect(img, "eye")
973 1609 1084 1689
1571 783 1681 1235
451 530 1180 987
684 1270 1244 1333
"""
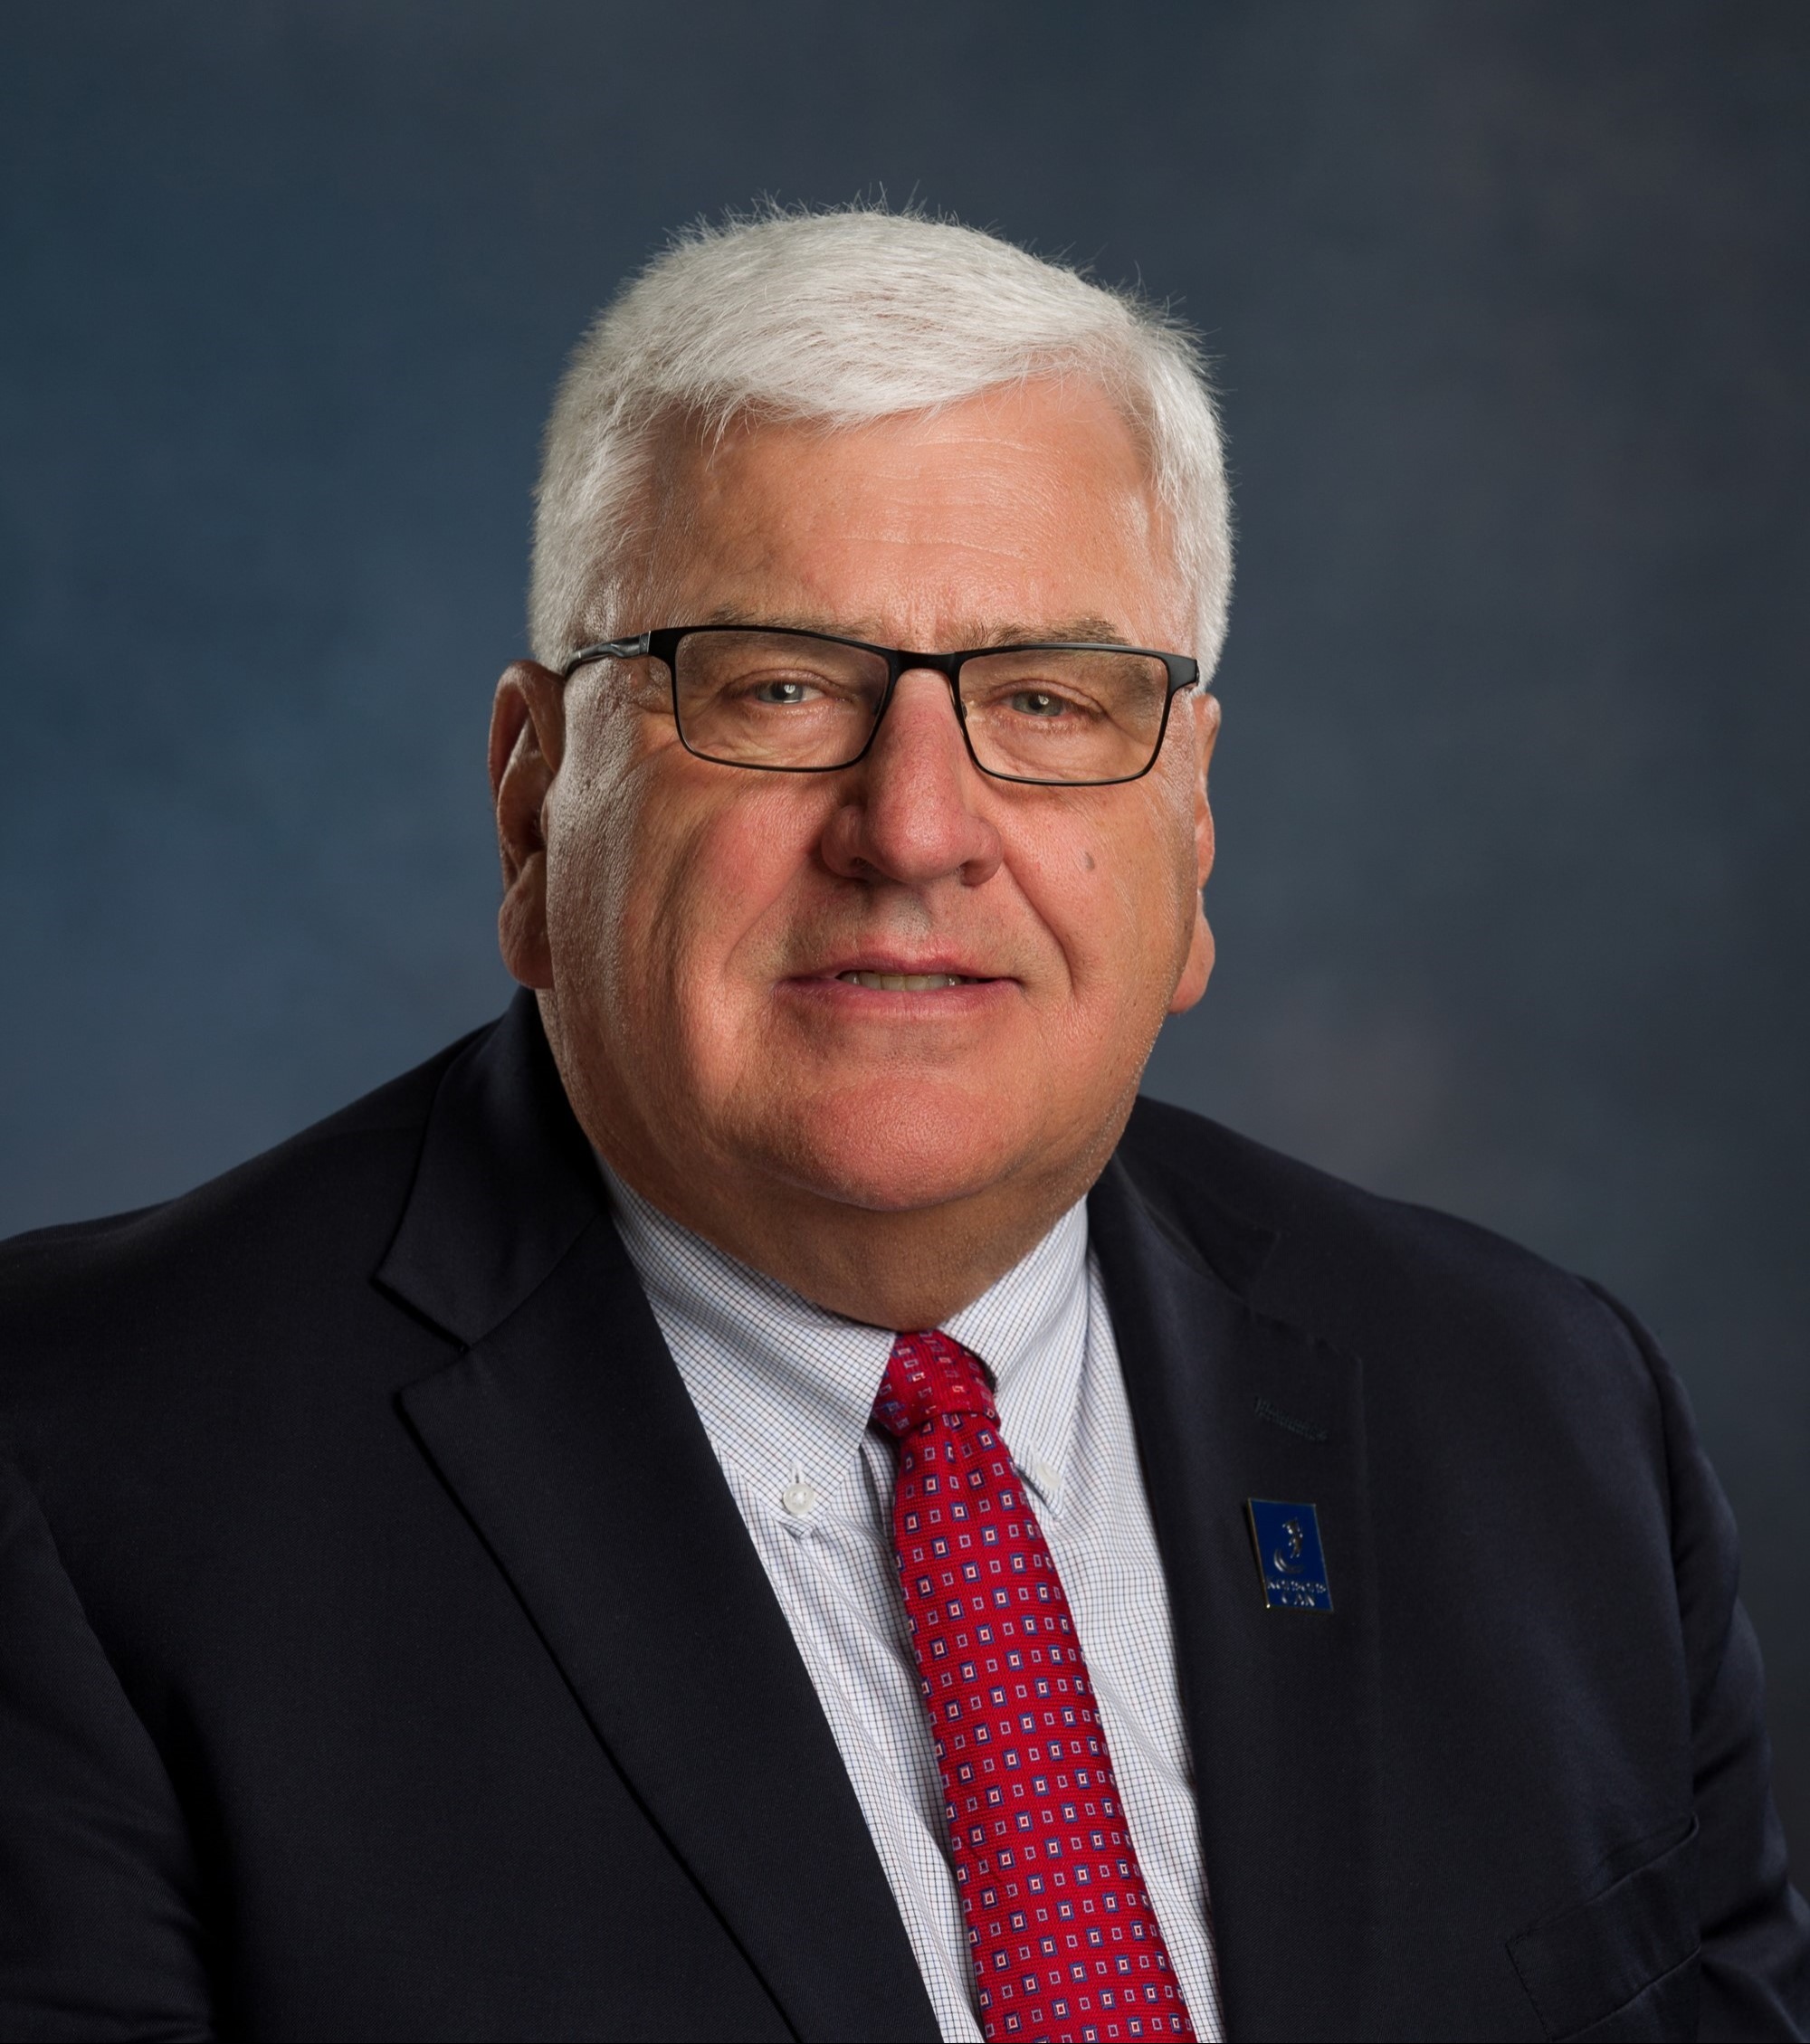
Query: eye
749 677 818 707
1007 689 1073 718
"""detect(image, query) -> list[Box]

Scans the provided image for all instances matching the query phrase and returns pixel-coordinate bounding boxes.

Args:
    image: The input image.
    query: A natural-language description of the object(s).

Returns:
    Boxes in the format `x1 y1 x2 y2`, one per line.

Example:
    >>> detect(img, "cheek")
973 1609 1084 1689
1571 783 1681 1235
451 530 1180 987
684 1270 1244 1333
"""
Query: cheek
1015 788 1198 1014
541 718 646 992
548 730 821 1023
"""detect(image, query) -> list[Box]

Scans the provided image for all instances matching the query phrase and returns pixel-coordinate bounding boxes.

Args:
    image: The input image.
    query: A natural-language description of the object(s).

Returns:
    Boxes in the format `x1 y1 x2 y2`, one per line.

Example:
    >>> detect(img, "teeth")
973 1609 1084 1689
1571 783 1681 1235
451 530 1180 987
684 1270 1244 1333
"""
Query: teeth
838 971 974 991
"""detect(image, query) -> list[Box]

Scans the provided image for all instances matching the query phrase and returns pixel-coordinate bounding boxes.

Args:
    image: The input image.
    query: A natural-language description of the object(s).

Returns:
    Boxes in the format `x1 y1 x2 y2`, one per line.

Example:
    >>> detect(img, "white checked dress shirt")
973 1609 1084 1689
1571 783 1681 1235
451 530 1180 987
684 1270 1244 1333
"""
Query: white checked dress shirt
603 1165 1224 2044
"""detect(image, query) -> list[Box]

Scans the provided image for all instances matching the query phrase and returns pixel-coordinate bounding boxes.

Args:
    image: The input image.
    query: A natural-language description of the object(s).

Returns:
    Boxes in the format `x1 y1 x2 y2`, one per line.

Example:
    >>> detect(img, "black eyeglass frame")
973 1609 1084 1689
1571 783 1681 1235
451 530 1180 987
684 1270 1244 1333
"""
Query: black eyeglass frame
559 623 1203 788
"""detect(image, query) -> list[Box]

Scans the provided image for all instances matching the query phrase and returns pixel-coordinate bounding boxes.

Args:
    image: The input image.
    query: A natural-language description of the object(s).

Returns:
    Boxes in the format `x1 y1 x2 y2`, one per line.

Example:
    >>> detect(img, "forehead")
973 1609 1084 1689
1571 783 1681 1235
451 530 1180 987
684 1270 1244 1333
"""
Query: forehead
646 379 1185 650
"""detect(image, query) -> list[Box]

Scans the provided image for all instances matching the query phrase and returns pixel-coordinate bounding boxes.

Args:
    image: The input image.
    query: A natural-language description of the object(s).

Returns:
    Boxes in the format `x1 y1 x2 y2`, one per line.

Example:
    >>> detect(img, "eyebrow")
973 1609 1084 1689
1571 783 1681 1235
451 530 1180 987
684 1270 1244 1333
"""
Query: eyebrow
691 605 1137 650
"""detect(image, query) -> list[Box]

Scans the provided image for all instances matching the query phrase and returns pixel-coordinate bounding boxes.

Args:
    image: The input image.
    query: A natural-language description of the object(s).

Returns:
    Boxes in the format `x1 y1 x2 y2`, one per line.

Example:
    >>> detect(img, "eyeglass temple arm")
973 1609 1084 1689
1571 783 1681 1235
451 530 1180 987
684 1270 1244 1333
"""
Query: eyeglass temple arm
559 632 653 680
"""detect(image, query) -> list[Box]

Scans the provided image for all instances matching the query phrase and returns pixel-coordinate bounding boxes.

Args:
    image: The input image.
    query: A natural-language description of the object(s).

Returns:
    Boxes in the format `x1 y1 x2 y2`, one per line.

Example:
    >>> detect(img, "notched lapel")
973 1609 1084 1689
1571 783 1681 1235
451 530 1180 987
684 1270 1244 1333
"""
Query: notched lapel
383 1000 938 2044
375 993 602 1347
1091 1155 1379 2044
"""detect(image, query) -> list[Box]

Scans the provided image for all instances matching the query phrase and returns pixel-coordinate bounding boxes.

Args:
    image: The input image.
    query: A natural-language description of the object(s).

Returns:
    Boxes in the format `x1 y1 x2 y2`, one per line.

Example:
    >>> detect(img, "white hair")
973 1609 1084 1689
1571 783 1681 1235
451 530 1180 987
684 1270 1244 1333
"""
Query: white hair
529 205 1232 672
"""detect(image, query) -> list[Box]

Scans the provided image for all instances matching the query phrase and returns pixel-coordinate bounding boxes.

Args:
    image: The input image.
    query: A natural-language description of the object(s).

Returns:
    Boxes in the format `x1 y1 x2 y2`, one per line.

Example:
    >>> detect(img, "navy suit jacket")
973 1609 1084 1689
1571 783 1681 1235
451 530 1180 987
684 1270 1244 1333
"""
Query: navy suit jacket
1 992 1805 2040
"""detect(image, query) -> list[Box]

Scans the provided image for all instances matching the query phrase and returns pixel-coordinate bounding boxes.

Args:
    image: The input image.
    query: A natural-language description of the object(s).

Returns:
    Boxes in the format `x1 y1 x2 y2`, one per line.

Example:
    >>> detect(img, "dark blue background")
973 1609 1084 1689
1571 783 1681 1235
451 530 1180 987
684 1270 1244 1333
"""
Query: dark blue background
5 3 1807 1855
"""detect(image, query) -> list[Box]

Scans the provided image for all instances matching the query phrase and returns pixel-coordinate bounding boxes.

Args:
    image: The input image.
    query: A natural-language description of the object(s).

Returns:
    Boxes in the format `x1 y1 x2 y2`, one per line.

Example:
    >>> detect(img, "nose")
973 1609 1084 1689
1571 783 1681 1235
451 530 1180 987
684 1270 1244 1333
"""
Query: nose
819 668 1005 889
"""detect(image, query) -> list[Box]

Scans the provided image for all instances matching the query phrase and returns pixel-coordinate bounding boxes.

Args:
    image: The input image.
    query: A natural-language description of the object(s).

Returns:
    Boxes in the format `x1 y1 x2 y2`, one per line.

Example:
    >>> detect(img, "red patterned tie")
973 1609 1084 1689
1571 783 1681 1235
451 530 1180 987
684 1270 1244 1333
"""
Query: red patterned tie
874 1329 1196 2043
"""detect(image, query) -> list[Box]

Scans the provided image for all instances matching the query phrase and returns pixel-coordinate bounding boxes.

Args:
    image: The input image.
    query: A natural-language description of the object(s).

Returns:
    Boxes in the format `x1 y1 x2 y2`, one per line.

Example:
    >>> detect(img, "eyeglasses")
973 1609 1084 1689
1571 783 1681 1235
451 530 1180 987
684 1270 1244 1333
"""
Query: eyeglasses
559 624 1202 787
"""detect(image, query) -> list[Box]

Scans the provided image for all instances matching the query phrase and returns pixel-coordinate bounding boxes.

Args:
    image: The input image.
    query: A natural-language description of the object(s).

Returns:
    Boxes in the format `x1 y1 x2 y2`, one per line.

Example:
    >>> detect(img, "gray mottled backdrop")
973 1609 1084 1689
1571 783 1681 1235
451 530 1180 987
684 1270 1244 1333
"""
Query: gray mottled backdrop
5 4 1807 1854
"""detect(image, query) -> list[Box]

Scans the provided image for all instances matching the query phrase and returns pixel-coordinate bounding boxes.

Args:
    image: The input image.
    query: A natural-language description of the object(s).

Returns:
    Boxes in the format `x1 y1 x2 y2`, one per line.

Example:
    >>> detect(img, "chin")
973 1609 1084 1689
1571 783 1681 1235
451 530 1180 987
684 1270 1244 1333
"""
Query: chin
756 1080 1041 1214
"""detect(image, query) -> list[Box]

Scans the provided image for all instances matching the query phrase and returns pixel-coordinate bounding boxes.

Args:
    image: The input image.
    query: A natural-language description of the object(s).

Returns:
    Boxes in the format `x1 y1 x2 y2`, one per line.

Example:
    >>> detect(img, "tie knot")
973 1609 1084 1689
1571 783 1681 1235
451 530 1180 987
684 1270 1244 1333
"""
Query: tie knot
873 1329 997 1438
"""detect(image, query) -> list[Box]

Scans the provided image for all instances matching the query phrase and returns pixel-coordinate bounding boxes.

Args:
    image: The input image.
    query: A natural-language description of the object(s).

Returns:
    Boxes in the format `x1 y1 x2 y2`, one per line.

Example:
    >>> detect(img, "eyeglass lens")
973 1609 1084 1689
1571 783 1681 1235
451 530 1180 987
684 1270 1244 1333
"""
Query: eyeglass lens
669 631 1176 784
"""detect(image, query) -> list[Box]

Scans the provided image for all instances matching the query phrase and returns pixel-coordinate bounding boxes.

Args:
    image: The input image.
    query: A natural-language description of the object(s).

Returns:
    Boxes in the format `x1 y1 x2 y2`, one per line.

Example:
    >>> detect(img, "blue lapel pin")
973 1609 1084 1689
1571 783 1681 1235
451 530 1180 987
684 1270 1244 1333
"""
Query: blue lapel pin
1246 1498 1334 1611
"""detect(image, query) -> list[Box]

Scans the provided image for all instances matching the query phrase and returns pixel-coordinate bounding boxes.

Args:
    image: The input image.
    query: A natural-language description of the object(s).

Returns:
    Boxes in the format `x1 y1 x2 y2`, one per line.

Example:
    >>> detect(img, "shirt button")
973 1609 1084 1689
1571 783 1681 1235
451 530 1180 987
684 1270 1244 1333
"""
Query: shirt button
781 1480 819 1517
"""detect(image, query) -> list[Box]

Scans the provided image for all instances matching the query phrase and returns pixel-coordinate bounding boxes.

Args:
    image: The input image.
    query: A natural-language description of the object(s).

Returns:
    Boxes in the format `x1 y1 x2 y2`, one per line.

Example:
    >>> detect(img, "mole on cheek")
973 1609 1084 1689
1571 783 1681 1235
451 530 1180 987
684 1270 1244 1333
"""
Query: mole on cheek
1081 850 1096 872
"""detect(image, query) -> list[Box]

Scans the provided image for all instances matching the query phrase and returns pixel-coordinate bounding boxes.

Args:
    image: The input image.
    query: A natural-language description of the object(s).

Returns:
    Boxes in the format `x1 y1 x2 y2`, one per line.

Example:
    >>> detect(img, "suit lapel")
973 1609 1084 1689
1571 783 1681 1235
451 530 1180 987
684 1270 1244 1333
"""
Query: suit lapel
378 997 938 2044
1090 1155 1378 2044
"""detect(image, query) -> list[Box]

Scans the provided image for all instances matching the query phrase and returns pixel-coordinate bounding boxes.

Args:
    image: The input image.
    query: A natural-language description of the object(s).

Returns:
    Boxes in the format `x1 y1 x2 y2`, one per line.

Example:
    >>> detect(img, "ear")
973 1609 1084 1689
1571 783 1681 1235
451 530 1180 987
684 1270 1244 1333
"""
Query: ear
489 661 567 991
1167 689 1221 1017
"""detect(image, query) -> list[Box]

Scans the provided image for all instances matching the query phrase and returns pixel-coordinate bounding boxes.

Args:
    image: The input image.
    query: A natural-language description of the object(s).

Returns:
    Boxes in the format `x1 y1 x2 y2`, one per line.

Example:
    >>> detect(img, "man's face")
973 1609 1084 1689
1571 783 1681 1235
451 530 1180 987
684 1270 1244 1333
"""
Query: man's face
496 377 1218 1231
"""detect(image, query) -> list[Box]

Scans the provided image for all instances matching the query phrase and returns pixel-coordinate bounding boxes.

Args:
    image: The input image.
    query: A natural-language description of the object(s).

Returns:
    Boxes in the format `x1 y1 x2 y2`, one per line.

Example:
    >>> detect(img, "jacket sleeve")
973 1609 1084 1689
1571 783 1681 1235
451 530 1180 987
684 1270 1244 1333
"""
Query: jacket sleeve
0 1459 214 2042
1588 1284 1810 2040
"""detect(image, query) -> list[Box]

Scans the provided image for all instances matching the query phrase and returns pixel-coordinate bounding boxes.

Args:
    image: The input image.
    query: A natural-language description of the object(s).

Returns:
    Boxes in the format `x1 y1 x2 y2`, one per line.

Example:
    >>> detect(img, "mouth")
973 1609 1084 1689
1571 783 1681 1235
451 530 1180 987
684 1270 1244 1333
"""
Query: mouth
834 970 986 992
780 955 1014 1006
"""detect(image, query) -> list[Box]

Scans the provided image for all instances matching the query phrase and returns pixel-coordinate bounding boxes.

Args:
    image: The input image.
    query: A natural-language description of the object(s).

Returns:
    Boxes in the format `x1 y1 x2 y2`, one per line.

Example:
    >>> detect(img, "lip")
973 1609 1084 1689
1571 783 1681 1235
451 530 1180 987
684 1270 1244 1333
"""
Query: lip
785 952 1018 993
777 952 1018 1012
792 952 1007 985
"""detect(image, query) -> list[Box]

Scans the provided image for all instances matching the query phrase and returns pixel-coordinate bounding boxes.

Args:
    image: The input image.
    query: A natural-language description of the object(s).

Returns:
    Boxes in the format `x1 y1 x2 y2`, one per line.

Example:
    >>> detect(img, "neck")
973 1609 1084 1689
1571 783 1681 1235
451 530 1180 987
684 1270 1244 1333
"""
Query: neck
634 1181 1082 1330
576 1106 1128 1332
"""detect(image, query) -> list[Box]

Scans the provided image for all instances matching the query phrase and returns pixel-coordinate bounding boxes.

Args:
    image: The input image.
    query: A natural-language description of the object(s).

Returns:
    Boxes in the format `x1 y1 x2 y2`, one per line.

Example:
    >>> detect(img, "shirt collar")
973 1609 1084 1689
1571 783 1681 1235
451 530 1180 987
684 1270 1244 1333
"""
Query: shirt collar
944 1205 1090 1514
599 1157 1091 1524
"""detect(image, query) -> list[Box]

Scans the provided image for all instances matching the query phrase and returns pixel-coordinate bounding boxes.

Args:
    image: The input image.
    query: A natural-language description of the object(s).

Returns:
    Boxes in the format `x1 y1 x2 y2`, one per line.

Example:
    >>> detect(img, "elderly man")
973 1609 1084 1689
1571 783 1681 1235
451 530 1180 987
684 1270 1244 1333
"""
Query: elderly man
1 208 1805 2043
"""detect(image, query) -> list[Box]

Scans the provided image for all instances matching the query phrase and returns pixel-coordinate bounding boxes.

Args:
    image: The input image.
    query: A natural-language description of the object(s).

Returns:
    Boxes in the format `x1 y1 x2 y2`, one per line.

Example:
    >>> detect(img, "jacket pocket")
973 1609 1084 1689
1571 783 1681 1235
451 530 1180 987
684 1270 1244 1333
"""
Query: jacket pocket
1507 1816 1700 2040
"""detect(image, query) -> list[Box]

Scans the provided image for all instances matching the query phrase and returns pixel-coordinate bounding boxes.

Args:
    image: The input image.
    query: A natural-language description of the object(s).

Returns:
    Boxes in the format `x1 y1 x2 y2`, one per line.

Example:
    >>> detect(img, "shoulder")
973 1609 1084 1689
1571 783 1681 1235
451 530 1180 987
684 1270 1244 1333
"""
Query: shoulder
1114 1093 1663 1447
1119 1089 1579 1296
0 1023 489 1431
